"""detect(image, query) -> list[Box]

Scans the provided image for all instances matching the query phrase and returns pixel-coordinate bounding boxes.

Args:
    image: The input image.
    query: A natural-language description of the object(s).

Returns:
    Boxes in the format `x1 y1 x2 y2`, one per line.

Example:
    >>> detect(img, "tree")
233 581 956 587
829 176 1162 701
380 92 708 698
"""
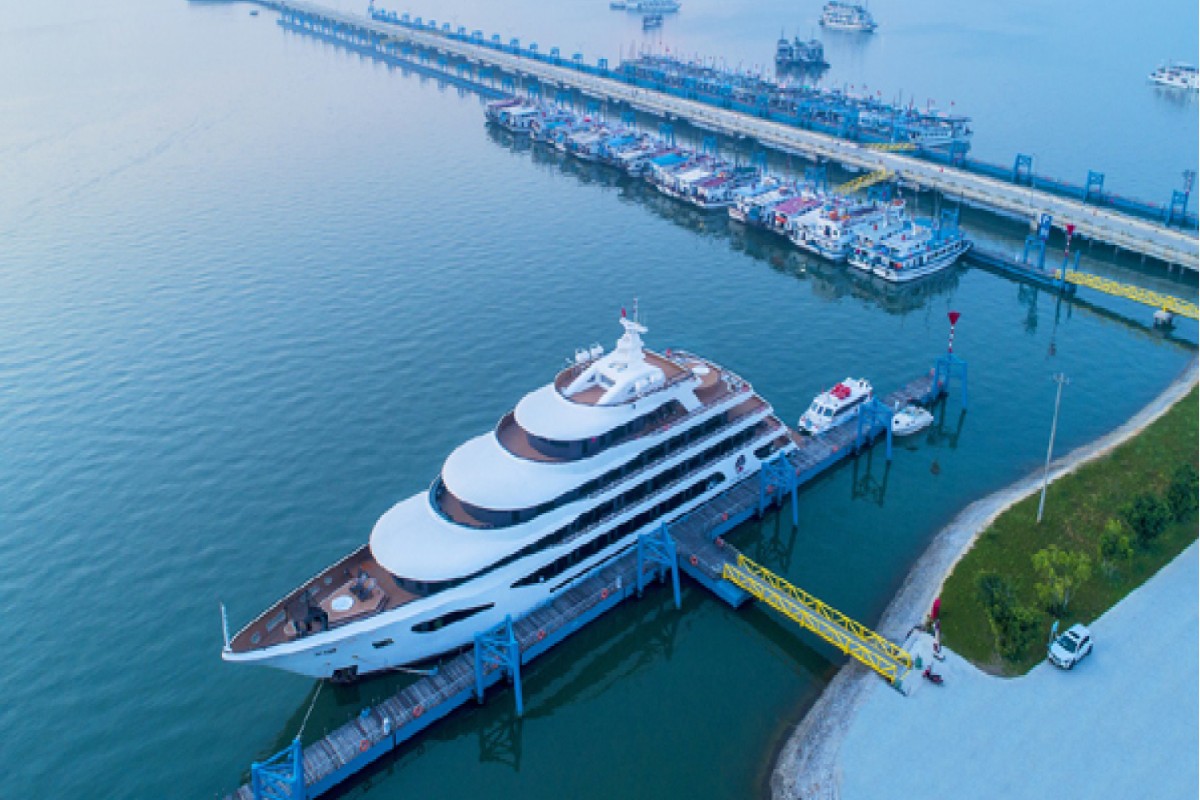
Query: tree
1166 463 1198 520
1122 493 1171 547
1032 545 1092 616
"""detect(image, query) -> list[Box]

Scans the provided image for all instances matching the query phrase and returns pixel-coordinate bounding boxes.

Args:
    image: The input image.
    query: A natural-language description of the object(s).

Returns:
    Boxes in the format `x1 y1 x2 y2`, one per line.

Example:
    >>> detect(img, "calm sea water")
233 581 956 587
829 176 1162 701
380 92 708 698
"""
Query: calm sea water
0 1 1196 798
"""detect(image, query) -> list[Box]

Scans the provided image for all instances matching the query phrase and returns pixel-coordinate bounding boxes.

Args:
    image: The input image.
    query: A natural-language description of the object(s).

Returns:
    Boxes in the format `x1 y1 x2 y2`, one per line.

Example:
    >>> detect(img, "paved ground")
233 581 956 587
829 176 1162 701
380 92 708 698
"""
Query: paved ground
839 542 1199 800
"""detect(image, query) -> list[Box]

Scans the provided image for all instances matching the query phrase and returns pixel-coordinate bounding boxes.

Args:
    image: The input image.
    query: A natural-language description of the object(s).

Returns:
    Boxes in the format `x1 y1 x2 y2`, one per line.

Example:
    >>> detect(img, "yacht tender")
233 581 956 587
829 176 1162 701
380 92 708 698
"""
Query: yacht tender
798 378 873 435
223 314 795 679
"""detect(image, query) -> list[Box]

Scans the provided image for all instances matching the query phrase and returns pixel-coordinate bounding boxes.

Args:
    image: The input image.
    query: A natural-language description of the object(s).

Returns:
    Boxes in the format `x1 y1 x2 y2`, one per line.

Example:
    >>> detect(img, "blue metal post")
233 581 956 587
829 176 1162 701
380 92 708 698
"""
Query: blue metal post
934 354 969 409
854 400 894 461
1085 170 1104 203
1013 154 1033 186
1022 234 1047 271
805 165 828 192
658 122 675 145
473 616 523 716
636 524 681 608
758 454 798 524
250 736 305 800
701 135 718 157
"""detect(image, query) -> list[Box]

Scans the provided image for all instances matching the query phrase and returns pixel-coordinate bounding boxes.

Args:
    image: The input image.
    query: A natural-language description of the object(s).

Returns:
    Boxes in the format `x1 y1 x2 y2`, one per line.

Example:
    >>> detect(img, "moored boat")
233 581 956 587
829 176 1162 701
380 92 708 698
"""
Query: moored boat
850 220 971 283
1149 62 1199 90
223 312 795 679
798 378 873 435
891 403 933 436
819 1 877 32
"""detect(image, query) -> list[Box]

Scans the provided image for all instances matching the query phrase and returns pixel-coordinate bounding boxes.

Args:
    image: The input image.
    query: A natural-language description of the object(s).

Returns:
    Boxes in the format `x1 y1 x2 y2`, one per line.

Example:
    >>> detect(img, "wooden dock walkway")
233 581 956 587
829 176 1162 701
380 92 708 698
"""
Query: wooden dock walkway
225 367 953 799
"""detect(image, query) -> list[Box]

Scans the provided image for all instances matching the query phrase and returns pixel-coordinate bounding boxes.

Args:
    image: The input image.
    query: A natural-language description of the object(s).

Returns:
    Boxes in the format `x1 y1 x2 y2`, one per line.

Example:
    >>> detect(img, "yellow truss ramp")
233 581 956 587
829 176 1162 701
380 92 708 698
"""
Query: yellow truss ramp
1057 270 1199 320
866 142 918 152
836 168 893 194
722 554 913 684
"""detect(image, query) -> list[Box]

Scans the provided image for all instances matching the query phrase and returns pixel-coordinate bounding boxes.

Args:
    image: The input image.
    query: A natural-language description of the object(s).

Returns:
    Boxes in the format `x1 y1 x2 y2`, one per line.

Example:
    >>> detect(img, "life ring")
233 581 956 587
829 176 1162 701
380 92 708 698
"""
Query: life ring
413 704 424 719
359 739 370 753
715 537 725 549
689 554 699 567
600 588 609 600
537 628 546 641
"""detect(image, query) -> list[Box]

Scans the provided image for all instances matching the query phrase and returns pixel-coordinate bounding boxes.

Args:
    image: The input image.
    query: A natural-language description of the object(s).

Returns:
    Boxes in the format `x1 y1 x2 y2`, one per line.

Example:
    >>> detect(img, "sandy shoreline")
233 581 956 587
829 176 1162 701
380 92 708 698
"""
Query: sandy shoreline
769 356 1199 800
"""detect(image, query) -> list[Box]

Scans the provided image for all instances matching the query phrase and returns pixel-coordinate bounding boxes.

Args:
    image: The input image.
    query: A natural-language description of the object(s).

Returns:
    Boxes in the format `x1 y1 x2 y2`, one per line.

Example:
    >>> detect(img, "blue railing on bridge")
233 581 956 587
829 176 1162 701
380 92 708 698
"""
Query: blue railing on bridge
363 4 1195 229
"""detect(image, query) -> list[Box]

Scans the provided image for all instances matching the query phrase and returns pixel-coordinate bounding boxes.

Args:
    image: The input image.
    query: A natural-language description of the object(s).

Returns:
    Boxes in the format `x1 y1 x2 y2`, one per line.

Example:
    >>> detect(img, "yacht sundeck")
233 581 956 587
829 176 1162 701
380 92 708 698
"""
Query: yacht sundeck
223 314 795 679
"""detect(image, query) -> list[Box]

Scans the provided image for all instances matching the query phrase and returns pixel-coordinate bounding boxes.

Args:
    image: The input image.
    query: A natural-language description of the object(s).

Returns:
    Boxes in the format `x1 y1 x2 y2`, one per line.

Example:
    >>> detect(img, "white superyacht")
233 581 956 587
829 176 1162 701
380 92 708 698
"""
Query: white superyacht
223 313 795 679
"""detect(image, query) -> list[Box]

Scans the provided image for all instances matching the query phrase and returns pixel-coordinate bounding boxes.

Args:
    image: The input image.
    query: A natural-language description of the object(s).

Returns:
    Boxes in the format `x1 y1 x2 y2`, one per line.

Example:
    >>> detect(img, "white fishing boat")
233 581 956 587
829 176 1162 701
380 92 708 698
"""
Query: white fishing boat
223 312 794 679
819 1 877 32
850 221 971 283
798 378 873 435
1149 62 1199 90
791 199 903 262
891 403 933 436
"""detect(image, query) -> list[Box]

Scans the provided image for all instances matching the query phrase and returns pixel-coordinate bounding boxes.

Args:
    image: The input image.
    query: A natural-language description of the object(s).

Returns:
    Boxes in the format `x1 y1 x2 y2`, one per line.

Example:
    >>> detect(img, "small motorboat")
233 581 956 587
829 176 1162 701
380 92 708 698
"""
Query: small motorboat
798 378 873 435
891 403 933 436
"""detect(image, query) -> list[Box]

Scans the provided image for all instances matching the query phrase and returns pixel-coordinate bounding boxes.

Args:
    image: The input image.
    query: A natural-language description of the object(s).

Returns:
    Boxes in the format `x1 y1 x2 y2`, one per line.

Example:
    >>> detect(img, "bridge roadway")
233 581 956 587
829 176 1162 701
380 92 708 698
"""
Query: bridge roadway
268 0 1198 269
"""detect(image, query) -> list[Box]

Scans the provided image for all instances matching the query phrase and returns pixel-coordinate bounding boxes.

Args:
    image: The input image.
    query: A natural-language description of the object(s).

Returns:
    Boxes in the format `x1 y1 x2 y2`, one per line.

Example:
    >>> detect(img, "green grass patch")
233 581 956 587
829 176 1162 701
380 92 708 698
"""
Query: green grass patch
940 387 1199 676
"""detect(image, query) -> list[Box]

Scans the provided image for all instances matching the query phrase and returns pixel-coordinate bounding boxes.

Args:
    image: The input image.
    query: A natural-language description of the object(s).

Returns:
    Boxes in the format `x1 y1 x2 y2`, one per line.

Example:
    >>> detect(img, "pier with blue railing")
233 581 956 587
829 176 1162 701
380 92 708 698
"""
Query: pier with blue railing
224 353 964 800
245 0 1198 269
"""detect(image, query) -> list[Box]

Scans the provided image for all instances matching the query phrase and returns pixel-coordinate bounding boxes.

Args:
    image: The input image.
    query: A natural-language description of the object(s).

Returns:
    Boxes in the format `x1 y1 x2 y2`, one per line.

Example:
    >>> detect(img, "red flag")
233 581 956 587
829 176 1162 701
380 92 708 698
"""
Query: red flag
948 311 961 325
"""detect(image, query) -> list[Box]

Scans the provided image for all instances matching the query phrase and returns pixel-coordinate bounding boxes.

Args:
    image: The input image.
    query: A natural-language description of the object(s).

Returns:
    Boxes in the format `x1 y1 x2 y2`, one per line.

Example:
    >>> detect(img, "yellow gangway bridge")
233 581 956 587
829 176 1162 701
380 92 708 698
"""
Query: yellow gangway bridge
1055 269 1199 320
722 554 913 685
866 142 918 153
837 167 894 194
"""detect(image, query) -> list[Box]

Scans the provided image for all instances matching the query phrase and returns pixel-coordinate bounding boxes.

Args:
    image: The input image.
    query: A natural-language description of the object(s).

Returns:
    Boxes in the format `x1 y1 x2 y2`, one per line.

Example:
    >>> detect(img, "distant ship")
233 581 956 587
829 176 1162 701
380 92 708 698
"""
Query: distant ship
1149 62 1198 91
613 0 681 12
775 35 828 70
819 1 877 33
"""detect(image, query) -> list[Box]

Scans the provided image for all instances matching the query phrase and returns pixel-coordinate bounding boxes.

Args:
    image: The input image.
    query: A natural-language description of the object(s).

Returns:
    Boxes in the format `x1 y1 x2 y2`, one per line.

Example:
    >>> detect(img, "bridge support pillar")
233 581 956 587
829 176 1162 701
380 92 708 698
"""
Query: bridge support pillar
758 454 798 525
1085 170 1105 203
1013 153 1033 186
473 616 523 717
934 353 969 409
854 399 895 461
251 736 305 800
637 524 681 608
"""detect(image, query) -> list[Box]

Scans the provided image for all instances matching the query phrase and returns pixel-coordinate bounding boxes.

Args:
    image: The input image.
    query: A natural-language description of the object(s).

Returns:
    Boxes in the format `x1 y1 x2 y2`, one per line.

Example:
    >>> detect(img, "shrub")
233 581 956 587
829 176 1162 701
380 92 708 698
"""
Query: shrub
1099 518 1134 563
1032 545 1092 616
975 570 1041 662
1122 493 1171 547
1166 463 1198 520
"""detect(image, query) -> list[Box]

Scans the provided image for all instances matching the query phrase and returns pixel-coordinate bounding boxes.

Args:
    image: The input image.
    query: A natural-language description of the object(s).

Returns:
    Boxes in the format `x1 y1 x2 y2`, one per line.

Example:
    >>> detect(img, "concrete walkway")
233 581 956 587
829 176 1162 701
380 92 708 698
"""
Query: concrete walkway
839 542 1199 800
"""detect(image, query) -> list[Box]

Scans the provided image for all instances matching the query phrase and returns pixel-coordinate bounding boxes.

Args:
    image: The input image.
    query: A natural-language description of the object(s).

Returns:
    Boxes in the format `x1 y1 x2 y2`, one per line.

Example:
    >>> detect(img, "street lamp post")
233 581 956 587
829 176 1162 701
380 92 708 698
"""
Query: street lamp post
1037 373 1070 523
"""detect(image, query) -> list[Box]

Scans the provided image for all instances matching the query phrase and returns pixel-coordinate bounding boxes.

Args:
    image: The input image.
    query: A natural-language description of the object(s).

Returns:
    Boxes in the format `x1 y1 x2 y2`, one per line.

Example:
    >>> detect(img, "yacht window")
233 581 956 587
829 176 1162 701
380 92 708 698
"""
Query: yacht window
412 603 495 634
372 638 394 649
823 408 833 417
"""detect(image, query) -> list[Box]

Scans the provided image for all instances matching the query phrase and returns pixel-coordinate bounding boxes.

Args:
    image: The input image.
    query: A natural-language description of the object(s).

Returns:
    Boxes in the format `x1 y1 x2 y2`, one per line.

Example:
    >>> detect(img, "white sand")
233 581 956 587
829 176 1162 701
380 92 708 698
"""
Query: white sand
839 542 1199 800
